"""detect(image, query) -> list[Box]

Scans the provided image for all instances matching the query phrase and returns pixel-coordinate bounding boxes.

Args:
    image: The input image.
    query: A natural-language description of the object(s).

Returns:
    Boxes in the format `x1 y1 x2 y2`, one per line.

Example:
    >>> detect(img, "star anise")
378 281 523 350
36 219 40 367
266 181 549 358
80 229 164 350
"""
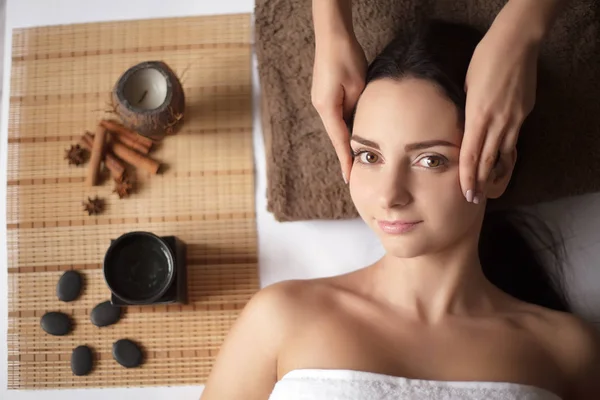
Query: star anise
83 196 104 215
113 178 133 199
65 144 88 166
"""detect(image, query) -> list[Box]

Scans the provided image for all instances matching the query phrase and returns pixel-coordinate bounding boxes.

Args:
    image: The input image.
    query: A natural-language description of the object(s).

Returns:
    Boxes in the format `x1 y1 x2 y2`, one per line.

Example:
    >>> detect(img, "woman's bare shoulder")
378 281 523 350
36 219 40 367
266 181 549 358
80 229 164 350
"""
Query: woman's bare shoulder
516 304 600 398
518 304 598 344
200 278 335 399
514 303 598 350
245 280 306 325
545 310 600 398
255 277 342 317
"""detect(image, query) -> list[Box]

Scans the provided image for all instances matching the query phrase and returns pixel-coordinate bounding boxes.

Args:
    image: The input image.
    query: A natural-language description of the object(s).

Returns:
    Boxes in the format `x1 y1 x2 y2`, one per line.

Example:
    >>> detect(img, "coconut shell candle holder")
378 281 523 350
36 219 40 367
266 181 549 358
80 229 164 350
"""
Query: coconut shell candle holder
104 232 187 306
112 61 185 141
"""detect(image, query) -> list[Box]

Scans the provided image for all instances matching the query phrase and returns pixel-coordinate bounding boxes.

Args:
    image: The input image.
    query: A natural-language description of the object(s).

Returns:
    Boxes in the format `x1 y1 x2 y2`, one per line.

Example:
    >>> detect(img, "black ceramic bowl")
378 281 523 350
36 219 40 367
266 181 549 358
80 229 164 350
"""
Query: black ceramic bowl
104 232 175 305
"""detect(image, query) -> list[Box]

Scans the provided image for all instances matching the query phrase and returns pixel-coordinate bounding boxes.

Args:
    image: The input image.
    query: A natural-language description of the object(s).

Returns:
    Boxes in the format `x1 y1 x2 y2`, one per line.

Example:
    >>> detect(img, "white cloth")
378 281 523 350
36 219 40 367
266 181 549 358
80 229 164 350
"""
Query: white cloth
268 369 563 400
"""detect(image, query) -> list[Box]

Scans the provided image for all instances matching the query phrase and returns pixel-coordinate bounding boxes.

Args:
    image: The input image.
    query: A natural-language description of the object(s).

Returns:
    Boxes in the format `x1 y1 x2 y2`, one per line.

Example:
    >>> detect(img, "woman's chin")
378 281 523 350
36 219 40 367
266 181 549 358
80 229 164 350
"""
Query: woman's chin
379 236 429 259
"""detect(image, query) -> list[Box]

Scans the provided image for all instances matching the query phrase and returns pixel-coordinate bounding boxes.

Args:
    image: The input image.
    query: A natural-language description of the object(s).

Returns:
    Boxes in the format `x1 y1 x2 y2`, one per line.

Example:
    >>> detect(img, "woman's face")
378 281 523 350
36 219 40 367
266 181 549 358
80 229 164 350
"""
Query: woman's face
349 78 485 258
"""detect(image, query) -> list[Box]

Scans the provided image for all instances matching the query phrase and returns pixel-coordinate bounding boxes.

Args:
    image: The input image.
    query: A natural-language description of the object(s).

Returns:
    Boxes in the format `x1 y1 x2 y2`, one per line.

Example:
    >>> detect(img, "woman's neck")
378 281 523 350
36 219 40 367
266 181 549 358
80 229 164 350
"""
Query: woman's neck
363 236 506 325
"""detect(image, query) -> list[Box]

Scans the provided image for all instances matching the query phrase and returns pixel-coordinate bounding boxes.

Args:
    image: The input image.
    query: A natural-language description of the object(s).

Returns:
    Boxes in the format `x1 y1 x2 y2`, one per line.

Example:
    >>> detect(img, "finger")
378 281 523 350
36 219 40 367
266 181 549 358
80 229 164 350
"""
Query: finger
342 80 365 120
499 121 522 154
312 83 352 181
459 114 489 202
475 124 506 203
321 111 353 183
321 81 362 183
340 82 364 180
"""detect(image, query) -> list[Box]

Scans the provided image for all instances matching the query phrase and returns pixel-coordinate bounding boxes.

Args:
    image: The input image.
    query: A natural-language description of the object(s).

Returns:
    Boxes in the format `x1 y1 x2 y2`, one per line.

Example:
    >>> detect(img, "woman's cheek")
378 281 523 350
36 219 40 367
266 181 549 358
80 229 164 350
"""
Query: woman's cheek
349 166 374 215
421 172 472 222
421 172 460 197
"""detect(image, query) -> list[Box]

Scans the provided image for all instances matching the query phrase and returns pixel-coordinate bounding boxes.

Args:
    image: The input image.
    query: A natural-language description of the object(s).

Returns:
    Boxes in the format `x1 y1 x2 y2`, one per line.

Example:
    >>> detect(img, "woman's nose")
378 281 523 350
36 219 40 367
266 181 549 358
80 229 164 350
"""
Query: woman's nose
378 166 412 210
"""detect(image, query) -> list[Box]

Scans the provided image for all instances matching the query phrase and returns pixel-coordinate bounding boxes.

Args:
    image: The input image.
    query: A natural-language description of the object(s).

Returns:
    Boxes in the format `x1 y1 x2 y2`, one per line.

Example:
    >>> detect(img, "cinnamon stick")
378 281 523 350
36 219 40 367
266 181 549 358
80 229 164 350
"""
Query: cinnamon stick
80 134 125 182
86 125 107 186
100 120 153 153
111 140 160 175
80 132 91 148
115 135 150 154
83 131 95 146
105 155 126 182
113 132 151 155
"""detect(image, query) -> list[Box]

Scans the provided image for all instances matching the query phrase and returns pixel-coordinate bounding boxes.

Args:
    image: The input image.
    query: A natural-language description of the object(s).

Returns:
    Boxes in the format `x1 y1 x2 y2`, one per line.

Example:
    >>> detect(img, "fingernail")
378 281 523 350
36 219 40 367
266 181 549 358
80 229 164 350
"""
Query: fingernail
342 171 348 185
465 189 474 203
473 194 481 204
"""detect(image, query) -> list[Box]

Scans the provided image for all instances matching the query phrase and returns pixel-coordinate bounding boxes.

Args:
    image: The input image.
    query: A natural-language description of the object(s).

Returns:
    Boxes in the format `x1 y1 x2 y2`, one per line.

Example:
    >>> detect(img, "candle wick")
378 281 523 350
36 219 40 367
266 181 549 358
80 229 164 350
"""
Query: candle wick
138 90 148 105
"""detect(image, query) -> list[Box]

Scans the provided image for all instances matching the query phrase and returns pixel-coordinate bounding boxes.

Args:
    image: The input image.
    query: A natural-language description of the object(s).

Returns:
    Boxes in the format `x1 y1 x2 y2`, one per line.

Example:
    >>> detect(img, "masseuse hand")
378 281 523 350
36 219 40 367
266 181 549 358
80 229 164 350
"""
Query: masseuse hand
312 31 367 184
460 0 565 203
460 20 539 204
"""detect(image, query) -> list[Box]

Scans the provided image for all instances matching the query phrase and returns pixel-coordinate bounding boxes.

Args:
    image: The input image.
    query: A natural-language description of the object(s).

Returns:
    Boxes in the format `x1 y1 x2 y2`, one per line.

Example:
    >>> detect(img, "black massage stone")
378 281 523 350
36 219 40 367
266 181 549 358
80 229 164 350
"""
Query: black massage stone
71 345 93 376
56 270 83 302
112 339 143 368
90 300 122 327
40 312 71 336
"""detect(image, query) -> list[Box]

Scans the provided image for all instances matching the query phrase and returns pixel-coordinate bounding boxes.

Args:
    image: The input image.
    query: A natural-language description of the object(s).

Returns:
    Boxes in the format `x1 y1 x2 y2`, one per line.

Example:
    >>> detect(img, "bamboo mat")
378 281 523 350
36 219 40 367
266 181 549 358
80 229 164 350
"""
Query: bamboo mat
6 14 258 389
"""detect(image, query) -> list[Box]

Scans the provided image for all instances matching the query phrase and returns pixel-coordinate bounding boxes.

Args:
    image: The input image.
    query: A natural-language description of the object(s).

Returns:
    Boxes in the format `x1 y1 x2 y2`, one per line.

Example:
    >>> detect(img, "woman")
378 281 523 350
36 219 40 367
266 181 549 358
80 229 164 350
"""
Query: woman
200 21 599 400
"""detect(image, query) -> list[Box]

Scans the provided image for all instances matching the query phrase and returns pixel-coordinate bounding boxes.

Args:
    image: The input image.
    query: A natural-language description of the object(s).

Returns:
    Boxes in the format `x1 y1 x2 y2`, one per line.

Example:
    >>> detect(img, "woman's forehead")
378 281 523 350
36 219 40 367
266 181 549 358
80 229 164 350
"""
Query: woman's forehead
353 78 463 146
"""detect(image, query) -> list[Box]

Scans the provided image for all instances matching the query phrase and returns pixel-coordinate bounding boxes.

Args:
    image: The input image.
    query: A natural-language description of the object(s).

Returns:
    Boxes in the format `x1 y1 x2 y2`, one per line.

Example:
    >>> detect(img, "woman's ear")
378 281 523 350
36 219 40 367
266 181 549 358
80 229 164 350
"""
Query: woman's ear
485 149 517 199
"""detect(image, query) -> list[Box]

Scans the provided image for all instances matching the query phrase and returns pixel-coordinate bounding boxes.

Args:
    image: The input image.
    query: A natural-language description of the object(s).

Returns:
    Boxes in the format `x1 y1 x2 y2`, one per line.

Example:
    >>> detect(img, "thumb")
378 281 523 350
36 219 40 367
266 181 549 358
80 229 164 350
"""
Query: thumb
321 111 353 183
342 80 364 120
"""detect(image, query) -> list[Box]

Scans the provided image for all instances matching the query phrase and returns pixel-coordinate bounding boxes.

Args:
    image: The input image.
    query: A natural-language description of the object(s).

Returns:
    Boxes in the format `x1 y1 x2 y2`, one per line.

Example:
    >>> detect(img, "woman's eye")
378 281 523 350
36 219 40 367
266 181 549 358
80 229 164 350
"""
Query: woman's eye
417 156 445 168
357 151 380 164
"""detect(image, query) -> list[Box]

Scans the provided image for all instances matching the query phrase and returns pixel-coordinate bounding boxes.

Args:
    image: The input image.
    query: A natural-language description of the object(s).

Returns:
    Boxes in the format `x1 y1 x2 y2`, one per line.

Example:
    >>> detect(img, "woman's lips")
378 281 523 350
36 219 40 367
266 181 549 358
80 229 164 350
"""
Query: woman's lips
377 220 422 234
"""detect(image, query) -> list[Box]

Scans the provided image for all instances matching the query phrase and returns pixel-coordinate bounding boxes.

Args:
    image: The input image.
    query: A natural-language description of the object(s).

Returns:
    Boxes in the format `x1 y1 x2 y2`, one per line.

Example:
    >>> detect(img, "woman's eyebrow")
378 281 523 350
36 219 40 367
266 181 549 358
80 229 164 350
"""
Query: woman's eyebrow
351 135 380 149
404 140 459 151
351 136 459 151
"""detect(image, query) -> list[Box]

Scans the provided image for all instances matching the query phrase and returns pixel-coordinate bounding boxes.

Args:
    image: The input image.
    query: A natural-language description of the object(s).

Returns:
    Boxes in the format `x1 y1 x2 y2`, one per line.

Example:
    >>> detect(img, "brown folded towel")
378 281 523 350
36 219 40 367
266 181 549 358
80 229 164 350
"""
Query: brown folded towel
256 0 600 221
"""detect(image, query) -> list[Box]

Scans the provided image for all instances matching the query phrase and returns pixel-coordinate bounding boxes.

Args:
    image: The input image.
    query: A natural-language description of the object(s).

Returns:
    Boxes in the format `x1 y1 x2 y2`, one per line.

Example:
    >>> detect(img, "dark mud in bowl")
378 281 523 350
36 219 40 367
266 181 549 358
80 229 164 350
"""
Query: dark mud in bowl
104 232 175 305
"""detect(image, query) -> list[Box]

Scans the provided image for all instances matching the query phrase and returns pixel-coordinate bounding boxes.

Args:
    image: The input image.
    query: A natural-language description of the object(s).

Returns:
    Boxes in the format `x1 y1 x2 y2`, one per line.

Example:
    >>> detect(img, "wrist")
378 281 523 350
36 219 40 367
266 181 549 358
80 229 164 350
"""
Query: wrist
493 0 566 45
313 0 354 45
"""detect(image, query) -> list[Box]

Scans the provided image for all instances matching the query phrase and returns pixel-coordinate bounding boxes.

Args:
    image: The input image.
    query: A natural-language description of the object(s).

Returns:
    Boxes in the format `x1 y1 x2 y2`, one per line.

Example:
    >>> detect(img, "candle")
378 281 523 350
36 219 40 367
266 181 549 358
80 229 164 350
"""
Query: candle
113 61 185 140
122 67 168 110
